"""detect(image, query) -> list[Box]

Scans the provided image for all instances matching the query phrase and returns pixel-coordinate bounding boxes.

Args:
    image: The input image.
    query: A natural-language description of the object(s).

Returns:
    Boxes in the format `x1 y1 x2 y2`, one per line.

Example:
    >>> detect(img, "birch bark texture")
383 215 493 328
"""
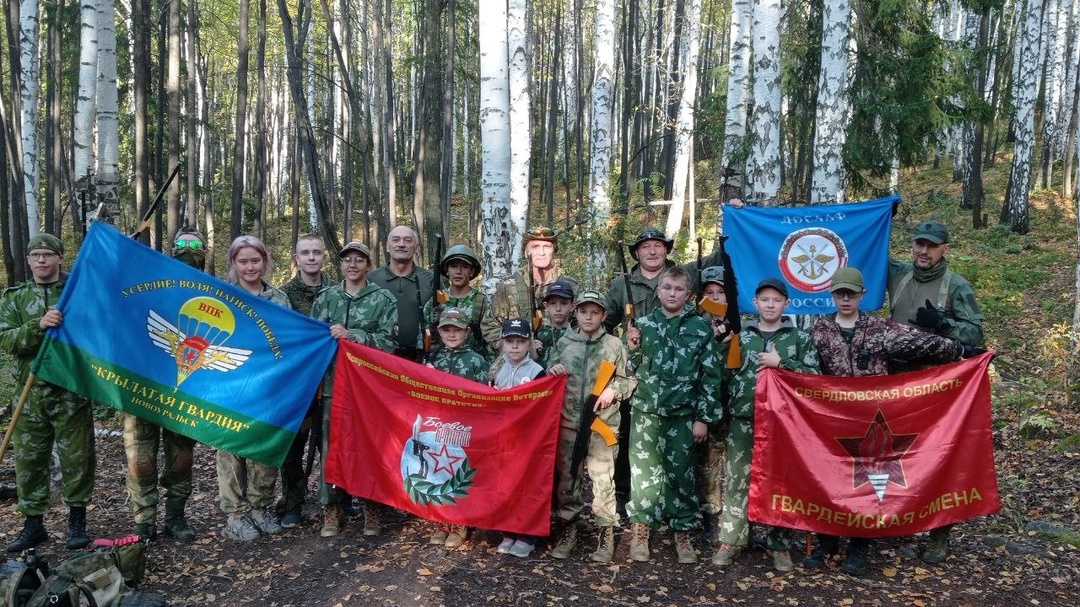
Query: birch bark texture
478 0 513 294
95 0 120 227
1005 0 1045 234
744 0 783 205
588 0 617 269
809 0 853 205
19 0 40 235
507 0 531 271
666 0 703 237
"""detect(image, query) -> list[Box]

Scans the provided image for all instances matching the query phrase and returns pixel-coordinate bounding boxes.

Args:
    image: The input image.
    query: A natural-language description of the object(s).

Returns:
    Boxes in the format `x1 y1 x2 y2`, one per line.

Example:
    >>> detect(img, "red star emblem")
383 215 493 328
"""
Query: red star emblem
836 410 918 498
426 444 463 477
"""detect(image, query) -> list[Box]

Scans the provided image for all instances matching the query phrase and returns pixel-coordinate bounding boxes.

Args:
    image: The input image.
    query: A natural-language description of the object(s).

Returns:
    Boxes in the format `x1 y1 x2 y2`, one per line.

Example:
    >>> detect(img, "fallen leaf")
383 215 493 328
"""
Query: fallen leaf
882 567 898 578
417 568 433 576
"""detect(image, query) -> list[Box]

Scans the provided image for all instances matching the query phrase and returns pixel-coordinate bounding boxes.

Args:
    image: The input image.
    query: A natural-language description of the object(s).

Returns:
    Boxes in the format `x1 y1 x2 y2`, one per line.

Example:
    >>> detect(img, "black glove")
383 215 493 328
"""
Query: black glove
961 344 987 359
910 299 948 332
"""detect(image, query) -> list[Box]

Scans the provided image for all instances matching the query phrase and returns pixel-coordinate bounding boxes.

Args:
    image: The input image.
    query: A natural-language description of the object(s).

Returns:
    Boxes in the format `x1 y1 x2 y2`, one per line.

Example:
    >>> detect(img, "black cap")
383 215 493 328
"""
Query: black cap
755 277 789 298
501 318 532 339
544 280 575 301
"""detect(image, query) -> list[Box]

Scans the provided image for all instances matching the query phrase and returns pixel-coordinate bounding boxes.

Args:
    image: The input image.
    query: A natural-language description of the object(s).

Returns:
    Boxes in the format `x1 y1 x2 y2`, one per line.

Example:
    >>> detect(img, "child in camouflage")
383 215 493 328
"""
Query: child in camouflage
546 290 636 562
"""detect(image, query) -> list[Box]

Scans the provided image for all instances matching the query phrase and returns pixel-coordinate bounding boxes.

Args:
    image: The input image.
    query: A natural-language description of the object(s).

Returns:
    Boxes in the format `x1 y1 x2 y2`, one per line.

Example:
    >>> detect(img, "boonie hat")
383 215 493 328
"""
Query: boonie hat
574 290 607 311
438 308 470 329
339 241 372 260
701 266 725 286
755 277 789 298
27 234 63 256
501 318 532 339
629 227 674 259
829 267 864 293
545 280 575 301
913 220 949 244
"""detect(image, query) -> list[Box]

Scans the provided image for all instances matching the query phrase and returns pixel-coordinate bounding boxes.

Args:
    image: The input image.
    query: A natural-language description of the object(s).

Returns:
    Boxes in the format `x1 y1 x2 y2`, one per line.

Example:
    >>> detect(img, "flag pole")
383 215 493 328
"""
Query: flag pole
0 374 36 462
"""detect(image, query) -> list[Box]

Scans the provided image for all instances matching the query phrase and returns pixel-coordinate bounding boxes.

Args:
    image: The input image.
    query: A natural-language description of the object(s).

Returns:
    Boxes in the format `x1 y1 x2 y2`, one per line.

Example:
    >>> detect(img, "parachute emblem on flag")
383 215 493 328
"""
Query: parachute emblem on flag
401 415 477 506
777 227 849 292
836 410 918 502
146 296 253 387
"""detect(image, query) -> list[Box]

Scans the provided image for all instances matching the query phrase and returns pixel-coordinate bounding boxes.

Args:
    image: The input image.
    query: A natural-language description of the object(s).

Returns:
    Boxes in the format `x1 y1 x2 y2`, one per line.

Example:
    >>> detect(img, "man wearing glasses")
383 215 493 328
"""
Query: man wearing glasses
123 227 205 544
0 234 96 552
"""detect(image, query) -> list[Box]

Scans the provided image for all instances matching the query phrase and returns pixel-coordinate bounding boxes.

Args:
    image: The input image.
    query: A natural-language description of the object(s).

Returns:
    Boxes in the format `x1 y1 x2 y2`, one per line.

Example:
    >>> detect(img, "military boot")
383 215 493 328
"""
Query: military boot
6 515 48 553
922 526 951 564
67 506 90 550
163 498 195 543
550 522 578 559
802 534 839 568
674 531 697 564
841 538 871 576
590 526 615 563
362 502 381 536
628 523 650 562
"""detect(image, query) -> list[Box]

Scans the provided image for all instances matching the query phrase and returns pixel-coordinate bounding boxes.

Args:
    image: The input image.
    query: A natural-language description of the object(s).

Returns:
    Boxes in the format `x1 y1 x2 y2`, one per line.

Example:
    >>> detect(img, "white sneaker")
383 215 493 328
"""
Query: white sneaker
496 536 516 554
222 515 260 541
510 538 536 558
250 508 283 535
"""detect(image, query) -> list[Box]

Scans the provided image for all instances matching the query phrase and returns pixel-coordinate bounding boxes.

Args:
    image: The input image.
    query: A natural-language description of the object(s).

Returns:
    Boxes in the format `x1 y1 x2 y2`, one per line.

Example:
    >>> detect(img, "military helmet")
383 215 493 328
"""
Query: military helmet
441 244 481 277
629 227 674 260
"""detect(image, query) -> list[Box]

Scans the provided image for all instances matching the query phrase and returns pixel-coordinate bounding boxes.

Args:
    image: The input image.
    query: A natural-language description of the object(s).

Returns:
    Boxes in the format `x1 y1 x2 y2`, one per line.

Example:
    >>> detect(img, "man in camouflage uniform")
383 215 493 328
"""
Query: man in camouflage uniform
369 226 434 362
420 245 492 357
887 221 985 564
481 227 577 349
0 233 95 552
713 278 820 572
123 227 203 543
311 241 397 538
546 290 636 563
808 266 974 575
624 267 724 564
534 280 574 367
276 234 332 527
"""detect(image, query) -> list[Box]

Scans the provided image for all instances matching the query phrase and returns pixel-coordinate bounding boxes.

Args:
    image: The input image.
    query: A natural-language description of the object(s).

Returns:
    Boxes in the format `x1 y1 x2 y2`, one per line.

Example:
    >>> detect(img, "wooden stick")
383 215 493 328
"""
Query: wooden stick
0 374 36 462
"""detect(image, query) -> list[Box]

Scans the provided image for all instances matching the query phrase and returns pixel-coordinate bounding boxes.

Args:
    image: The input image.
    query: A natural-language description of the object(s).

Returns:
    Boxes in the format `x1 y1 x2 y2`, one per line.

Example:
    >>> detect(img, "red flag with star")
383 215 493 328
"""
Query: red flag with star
325 341 565 536
748 353 999 537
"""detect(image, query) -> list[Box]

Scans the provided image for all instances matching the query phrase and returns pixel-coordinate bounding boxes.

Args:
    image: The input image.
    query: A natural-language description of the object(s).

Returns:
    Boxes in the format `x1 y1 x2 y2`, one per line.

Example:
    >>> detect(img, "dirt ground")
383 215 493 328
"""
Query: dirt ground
1 419 1076 607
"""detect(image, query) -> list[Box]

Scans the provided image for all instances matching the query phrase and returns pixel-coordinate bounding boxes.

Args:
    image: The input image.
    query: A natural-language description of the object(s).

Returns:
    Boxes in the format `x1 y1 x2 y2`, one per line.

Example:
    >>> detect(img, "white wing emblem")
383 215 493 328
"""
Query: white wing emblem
147 309 252 385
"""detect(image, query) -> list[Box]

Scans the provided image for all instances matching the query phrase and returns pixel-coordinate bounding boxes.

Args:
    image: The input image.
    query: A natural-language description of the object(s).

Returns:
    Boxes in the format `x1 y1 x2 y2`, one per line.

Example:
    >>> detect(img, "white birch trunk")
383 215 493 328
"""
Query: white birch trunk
1044 0 1067 160
1007 0 1045 233
95 0 119 227
74 2 98 202
478 0 512 294
809 0 854 204
507 0 530 271
19 0 41 235
588 0 617 270
666 0 703 236
721 0 753 176
306 20 318 230
744 0 783 205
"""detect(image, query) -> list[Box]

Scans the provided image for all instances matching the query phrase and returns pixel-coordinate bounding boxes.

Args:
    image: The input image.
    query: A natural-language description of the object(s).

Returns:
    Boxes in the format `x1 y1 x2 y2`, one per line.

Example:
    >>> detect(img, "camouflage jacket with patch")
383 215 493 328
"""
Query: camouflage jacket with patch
428 346 489 384
0 275 68 381
279 272 331 317
628 307 723 422
420 286 492 356
809 313 963 377
724 320 820 420
311 281 398 389
548 327 636 432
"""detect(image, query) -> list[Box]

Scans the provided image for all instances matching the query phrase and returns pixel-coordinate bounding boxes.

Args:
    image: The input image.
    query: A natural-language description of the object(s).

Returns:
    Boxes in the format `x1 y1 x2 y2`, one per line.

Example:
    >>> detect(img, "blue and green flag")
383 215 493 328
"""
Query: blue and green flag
33 223 336 467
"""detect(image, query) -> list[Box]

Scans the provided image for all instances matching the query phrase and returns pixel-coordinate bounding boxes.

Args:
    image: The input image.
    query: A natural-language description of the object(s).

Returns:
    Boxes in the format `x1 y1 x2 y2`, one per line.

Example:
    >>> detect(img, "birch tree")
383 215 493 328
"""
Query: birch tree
18 0 40 235
721 0 753 181
809 0 854 204
1003 0 1045 234
478 0 512 293
507 0 530 271
744 0 783 205
95 0 119 227
587 0 616 269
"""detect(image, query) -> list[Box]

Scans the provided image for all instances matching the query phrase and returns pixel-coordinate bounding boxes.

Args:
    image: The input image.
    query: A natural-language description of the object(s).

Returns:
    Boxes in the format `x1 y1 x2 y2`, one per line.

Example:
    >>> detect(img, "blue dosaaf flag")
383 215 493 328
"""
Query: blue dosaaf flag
723 196 897 314
34 222 337 467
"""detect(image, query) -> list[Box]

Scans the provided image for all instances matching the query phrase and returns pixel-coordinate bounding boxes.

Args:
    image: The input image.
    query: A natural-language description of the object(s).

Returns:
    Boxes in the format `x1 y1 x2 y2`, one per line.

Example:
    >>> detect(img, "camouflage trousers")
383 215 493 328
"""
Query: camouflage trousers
626 409 700 531
717 416 789 550
123 413 195 524
694 421 727 515
216 451 278 514
13 381 95 516
554 425 619 527
318 395 345 506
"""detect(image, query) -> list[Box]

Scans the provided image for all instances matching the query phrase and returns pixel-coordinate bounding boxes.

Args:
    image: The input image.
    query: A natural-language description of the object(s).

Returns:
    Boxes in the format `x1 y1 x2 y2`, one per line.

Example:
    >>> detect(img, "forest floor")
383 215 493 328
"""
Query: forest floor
3 162 1080 606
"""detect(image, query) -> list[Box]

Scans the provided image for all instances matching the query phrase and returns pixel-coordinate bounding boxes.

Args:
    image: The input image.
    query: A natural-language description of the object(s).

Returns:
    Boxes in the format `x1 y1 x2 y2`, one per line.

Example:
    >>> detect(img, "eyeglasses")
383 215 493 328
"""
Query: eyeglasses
174 239 203 250
341 256 367 265
833 290 862 300
27 252 58 260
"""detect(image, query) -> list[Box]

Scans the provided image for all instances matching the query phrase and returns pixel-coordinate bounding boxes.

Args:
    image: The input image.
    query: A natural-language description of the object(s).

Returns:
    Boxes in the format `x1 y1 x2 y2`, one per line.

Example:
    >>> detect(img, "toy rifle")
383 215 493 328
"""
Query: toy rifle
615 241 635 327
718 235 742 368
697 237 730 337
129 163 181 239
525 253 543 331
568 360 618 487
424 235 447 354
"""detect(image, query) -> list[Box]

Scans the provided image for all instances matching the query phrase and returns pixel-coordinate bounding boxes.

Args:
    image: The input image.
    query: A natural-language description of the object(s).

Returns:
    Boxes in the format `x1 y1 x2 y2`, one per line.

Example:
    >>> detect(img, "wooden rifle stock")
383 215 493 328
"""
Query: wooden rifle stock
568 360 617 486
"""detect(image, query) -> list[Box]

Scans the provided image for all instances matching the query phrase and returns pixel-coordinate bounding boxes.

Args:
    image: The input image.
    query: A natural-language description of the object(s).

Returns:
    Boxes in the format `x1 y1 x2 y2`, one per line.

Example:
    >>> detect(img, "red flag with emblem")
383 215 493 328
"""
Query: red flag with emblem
749 353 999 537
325 341 565 536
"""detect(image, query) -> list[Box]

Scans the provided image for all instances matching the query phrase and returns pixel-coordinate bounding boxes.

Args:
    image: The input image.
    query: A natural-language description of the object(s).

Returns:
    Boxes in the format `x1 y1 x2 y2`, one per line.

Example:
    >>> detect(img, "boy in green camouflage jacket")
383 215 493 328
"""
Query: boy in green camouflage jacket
546 290 636 562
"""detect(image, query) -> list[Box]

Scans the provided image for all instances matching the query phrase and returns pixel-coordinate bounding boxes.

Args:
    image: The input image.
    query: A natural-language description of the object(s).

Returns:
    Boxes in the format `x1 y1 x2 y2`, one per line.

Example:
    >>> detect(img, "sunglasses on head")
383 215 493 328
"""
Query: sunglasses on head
174 239 203 250
527 227 554 238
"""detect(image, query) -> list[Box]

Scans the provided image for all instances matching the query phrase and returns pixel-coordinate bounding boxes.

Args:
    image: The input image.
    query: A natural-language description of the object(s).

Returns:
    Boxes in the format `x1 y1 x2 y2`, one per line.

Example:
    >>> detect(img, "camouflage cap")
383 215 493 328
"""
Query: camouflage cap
574 289 607 311
913 220 949 244
629 227 674 259
339 241 372 260
701 265 725 286
829 267 864 293
438 307 470 329
26 233 63 256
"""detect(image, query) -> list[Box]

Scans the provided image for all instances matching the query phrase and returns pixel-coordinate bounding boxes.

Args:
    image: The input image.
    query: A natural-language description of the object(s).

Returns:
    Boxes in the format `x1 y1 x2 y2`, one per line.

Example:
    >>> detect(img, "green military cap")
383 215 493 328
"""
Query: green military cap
913 220 949 244
701 266 725 286
829 267 864 293
438 308 470 329
339 241 372 260
574 289 607 311
27 233 64 255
